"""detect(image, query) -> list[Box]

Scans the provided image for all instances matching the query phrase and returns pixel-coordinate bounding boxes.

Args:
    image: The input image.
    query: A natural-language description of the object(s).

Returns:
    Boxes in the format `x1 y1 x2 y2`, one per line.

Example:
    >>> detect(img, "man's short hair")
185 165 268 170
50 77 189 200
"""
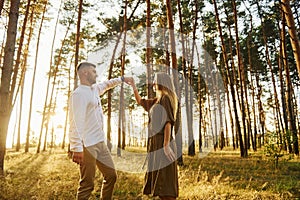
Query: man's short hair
76 62 96 72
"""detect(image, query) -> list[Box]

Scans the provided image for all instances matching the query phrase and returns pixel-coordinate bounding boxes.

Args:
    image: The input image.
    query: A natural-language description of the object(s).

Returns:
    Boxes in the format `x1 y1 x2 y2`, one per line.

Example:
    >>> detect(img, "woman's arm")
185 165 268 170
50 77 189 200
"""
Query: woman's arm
130 80 141 105
163 122 176 162
132 85 141 105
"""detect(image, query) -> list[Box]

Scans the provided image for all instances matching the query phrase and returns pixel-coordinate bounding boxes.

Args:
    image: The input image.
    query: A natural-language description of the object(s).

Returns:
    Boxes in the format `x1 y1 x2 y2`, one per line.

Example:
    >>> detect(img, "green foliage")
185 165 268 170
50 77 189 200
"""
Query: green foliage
264 131 284 169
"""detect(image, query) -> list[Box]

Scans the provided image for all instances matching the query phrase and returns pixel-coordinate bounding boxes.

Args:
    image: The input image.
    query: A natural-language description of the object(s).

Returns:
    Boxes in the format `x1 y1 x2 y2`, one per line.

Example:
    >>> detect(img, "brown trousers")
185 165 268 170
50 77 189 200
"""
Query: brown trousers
77 142 117 200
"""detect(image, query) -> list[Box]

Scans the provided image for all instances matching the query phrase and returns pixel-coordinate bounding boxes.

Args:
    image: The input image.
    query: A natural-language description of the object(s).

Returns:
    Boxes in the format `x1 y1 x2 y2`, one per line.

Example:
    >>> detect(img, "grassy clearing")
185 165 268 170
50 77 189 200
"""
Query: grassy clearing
0 147 299 199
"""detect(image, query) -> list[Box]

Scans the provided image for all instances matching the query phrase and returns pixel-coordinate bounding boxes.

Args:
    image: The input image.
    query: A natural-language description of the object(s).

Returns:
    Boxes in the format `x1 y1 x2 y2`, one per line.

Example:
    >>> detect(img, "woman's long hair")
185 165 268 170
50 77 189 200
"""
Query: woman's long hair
155 72 178 120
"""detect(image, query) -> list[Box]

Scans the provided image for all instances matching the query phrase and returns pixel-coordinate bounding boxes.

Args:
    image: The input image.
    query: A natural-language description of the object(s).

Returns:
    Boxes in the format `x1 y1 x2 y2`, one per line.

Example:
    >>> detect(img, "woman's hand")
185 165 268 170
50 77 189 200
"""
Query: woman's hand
123 77 134 85
163 145 176 162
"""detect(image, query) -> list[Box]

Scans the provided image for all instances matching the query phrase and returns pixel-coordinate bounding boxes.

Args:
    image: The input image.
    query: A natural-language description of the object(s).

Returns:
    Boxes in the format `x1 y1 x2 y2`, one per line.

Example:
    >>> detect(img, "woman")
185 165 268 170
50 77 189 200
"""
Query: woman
130 72 179 200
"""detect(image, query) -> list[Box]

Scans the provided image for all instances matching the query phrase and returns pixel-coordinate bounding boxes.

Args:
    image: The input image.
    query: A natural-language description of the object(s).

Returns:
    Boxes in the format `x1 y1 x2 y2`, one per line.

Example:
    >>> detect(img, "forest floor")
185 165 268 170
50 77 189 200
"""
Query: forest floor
0 146 300 200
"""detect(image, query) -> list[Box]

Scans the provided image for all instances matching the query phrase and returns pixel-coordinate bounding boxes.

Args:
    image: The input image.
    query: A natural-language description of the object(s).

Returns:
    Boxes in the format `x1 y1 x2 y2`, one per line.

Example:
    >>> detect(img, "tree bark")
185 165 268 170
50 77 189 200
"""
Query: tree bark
166 0 183 165
0 0 20 175
212 0 244 156
281 0 300 79
24 0 46 153
10 0 31 107
73 0 83 89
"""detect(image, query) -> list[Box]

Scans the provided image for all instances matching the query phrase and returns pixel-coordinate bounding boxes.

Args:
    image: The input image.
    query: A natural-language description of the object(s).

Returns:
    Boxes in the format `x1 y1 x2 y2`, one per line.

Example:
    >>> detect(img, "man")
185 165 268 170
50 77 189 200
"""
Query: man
69 61 132 200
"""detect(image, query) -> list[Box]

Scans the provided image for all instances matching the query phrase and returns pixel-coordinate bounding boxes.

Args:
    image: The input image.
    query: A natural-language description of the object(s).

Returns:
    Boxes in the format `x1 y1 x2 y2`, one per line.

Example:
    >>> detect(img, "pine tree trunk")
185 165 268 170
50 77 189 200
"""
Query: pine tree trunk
24 4 36 153
166 0 183 165
176 0 192 157
212 0 244 156
246 14 257 151
282 0 300 78
73 0 83 89
107 32 123 152
278 12 289 151
232 0 248 157
0 0 20 175
256 1 284 146
146 0 153 99
10 0 31 106
29 0 47 153
121 0 127 151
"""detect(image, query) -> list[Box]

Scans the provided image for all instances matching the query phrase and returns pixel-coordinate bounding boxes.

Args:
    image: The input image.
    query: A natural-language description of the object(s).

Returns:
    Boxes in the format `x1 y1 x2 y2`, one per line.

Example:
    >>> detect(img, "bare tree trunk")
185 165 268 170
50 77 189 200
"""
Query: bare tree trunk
10 0 31 108
278 11 289 151
197 52 203 153
117 0 128 156
23 34 34 153
16 3 33 151
232 0 248 157
246 14 257 151
39 1 61 151
280 10 299 156
107 32 123 151
121 0 128 151
24 2 37 153
26 0 47 154
188 0 199 156
0 0 20 175
146 0 153 99
281 1 300 155
256 1 285 146
212 0 244 156
166 0 183 165
73 0 83 89
105 0 139 151
281 0 300 78
38 6 74 153
16 72 24 151
62 56 73 149
176 0 194 156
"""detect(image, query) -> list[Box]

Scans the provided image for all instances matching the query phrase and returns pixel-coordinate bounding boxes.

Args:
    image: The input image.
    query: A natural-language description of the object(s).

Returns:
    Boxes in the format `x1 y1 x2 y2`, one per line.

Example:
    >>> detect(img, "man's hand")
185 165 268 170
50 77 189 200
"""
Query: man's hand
72 151 84 165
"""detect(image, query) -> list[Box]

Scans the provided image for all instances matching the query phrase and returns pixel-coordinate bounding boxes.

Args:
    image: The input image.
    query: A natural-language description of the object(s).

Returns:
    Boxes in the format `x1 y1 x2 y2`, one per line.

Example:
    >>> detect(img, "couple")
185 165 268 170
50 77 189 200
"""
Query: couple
69 61 179 200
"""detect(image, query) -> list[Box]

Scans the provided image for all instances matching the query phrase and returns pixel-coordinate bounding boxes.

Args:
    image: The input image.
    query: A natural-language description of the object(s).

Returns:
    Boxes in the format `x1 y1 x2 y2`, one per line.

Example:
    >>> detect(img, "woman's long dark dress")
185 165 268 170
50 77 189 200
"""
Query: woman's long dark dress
140 95 178 198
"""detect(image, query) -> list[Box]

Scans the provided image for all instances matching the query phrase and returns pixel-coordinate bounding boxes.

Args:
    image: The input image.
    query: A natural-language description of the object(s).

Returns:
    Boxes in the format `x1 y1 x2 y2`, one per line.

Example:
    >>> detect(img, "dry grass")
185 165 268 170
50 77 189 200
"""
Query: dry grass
0 147 299 199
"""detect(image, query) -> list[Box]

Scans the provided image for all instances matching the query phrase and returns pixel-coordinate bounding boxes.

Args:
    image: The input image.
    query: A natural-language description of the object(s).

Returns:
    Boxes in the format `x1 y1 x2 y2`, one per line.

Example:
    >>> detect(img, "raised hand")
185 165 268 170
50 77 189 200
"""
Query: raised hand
123 77 134 85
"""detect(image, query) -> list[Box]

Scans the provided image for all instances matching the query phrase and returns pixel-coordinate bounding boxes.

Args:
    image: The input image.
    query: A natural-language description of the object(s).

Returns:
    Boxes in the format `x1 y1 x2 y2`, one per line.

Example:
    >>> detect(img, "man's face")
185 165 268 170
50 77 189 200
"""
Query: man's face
86 66 97 85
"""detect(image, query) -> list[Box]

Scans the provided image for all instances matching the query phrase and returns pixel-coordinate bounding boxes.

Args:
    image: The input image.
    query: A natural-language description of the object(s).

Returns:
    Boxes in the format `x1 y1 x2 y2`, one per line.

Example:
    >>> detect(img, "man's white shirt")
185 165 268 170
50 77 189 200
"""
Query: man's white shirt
69 77 122 152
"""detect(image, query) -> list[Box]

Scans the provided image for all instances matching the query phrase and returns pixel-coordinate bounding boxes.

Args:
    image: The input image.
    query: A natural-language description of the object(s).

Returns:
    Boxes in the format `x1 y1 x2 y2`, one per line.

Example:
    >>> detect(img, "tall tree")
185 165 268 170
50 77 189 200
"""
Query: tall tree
13 0 32 152
10 0 31 109
73 0 83 89
0 0 20 175
26 0 48 153
117 0 128 156
166 0 183 165
281 1 299 155
232 0 248 157
281 0 300 79
278 8 291 152
212 0 244 156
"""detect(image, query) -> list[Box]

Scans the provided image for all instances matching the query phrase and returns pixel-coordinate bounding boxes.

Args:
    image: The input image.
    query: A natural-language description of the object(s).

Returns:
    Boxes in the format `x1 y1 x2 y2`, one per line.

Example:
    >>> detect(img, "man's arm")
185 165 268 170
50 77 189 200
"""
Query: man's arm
96 77 133 95
69 92 86 164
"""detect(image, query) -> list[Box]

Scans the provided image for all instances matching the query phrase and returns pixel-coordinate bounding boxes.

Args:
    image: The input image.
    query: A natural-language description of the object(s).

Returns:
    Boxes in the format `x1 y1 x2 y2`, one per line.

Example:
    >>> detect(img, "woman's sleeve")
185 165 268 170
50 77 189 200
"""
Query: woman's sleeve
160 95 175 126
140 98 157 112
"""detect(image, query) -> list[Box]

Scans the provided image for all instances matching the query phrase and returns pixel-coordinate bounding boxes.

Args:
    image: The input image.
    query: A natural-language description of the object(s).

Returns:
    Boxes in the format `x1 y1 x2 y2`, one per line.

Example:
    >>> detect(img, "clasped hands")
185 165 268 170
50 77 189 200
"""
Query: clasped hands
123 77 135 85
